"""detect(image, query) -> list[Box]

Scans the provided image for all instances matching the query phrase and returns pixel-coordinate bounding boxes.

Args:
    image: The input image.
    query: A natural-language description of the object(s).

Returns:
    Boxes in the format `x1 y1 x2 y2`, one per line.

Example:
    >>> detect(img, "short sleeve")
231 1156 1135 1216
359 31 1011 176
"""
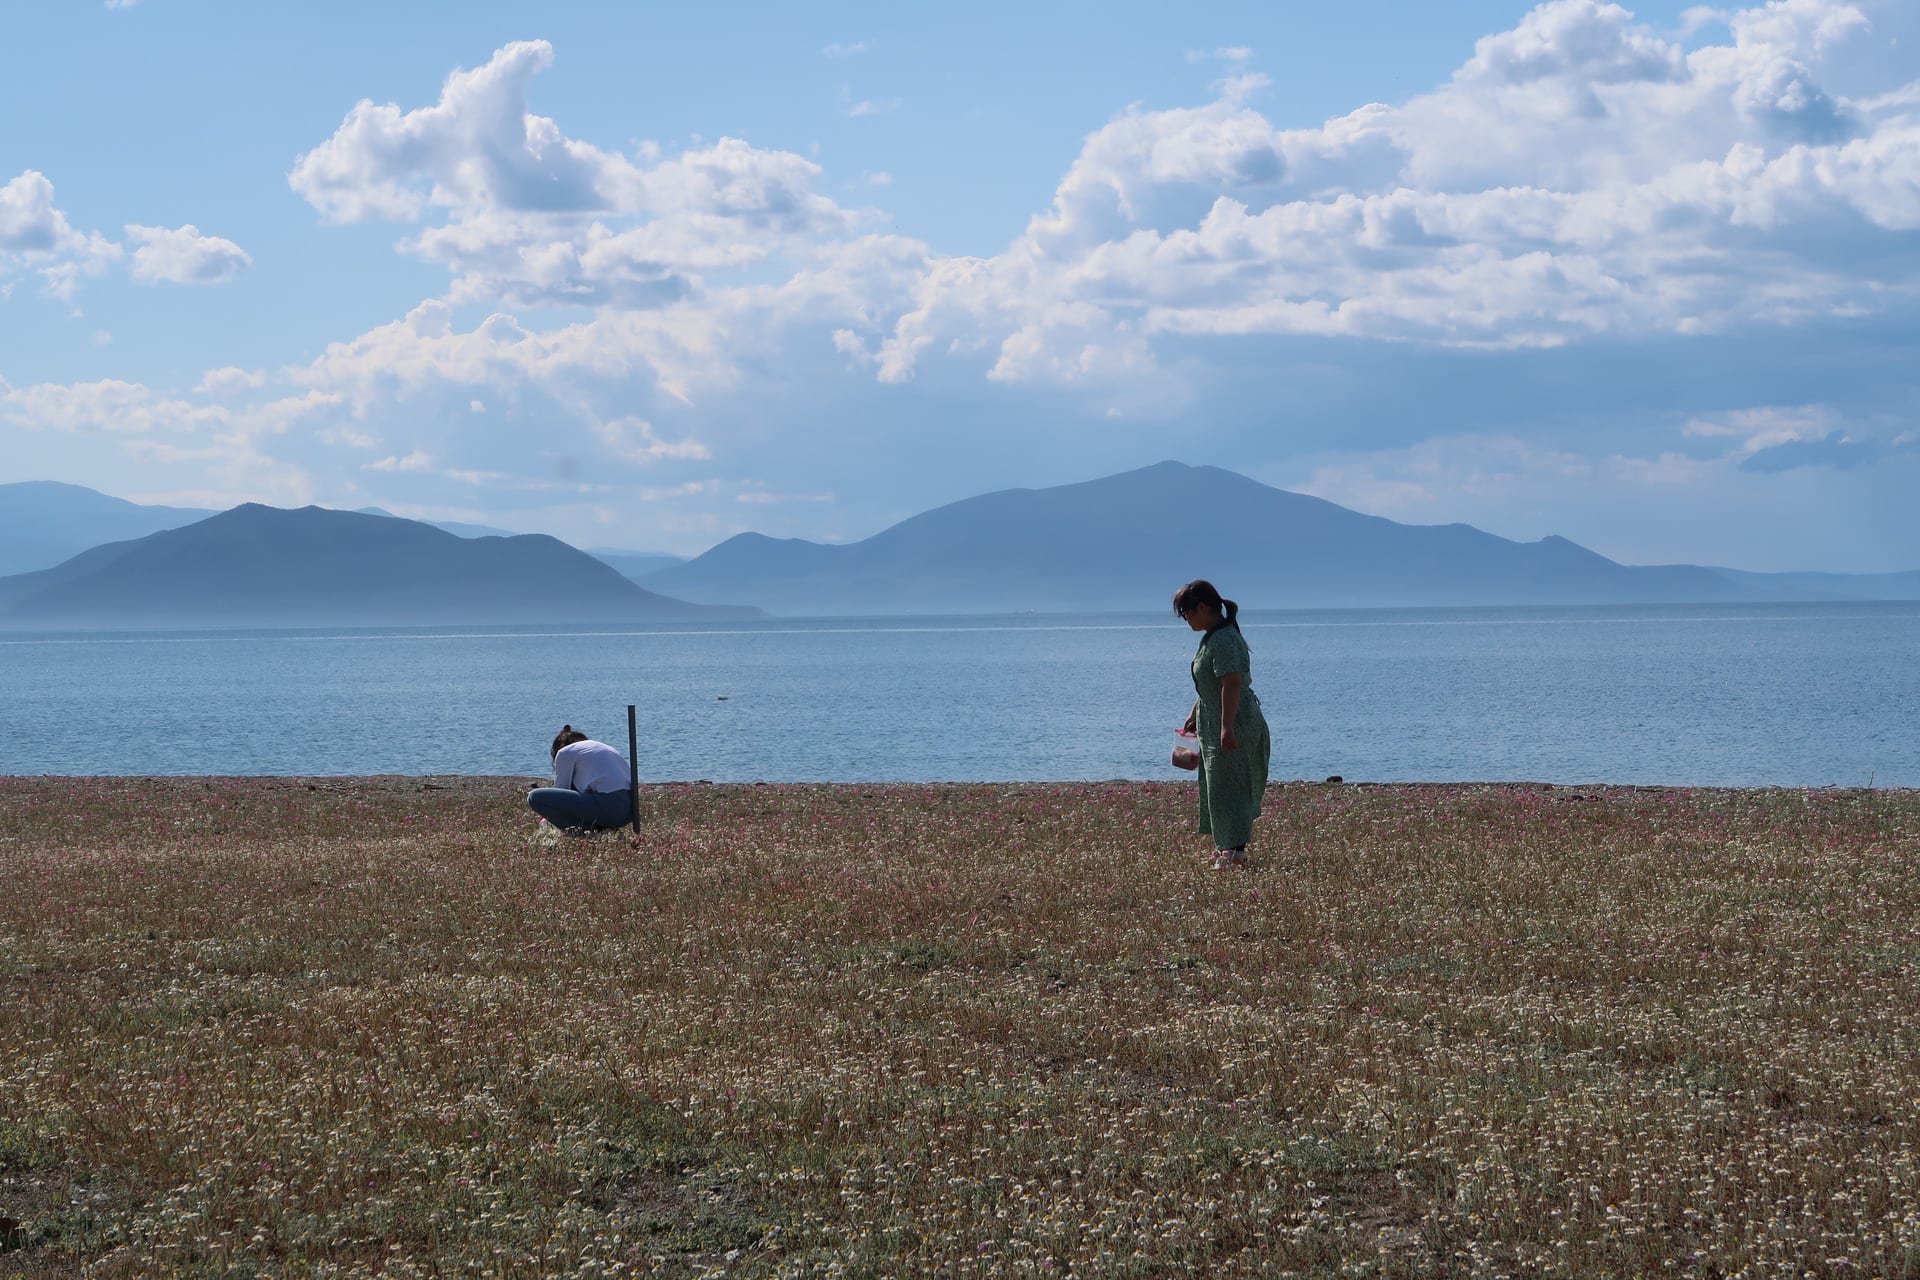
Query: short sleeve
1207 629 1251 677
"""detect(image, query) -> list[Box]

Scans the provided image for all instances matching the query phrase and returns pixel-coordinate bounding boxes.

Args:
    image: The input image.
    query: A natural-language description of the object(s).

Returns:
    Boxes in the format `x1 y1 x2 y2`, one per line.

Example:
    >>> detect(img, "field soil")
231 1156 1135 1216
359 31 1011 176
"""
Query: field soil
1 776 1917 1278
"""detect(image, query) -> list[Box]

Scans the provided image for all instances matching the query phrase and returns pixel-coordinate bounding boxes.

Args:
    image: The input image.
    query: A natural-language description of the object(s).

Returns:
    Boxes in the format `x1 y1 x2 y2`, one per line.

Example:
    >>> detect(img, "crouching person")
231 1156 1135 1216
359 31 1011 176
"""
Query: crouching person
527 725 634 833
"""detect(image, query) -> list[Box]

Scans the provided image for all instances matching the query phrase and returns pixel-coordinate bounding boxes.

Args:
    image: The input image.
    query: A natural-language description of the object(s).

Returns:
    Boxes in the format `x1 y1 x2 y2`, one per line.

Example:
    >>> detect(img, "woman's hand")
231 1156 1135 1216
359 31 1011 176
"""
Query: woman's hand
1183 705 1197 734
1221 726 1239 752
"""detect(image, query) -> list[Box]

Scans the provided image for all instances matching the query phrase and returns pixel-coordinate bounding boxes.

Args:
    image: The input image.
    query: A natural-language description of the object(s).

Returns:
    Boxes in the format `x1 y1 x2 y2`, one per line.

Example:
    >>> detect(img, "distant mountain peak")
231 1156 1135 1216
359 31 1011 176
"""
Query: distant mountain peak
0 500 758 626
0 481 216 578
639 461 1781 614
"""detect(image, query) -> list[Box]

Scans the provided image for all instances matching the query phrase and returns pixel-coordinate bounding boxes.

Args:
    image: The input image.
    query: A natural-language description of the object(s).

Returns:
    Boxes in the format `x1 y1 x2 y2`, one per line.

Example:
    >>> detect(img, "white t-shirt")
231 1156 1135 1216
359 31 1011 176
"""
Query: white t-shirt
552 739 631 793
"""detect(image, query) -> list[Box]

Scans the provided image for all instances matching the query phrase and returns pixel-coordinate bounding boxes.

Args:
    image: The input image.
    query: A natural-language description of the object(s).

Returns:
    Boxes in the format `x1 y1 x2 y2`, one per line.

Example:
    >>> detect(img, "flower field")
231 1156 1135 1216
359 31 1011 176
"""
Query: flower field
2 776 1917 1278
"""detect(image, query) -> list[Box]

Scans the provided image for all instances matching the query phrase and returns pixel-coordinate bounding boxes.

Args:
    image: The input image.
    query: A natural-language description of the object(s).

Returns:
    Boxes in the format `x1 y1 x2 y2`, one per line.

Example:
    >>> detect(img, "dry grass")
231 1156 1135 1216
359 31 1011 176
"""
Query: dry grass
1 776 1917 1278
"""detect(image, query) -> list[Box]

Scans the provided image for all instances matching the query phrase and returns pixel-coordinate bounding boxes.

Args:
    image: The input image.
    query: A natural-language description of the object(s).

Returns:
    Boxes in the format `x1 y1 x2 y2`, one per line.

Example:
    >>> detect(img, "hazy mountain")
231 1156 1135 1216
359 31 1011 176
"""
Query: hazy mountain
592 549 691 583
350 515 692 580
0 504 760 627
0 481 213 576
1711 567 1920 602
0 533 151 612
640 461 1908 614
355 507 519 539
349 511 694 578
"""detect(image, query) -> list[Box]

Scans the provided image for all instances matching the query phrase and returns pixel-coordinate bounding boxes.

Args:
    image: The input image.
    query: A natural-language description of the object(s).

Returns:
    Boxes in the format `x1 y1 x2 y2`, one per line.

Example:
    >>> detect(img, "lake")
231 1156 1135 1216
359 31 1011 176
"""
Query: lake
1 603 1914 785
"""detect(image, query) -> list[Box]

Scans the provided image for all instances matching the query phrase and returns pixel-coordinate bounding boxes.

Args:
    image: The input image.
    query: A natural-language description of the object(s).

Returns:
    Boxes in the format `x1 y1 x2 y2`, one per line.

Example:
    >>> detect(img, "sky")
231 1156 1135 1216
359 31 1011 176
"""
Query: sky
2 0 1918 571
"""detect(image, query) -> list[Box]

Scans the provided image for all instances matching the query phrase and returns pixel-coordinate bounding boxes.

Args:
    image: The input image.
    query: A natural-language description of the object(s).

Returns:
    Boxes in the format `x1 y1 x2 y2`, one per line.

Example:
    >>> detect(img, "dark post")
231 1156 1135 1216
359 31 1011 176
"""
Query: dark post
627 704 639 835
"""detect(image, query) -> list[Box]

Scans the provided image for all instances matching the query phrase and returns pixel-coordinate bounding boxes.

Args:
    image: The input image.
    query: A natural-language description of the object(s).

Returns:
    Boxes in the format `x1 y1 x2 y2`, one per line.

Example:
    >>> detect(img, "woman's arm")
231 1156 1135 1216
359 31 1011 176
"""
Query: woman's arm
1219 673 1242 751
1184 700 1198 733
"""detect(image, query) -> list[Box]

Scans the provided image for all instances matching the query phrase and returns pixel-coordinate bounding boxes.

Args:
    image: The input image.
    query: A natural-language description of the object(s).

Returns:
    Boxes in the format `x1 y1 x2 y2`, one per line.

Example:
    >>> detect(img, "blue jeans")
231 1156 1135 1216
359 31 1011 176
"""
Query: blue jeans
527 788 633 832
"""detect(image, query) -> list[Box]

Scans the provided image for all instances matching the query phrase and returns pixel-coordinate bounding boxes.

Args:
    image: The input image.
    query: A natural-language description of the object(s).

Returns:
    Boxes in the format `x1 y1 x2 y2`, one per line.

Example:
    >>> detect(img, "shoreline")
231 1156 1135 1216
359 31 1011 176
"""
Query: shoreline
1 774 1911 792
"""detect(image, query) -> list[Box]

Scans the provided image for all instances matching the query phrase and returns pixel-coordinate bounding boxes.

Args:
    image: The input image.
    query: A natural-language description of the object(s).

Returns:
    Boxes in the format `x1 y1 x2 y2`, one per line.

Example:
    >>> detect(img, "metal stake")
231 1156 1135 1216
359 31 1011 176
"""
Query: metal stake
627 703 639 835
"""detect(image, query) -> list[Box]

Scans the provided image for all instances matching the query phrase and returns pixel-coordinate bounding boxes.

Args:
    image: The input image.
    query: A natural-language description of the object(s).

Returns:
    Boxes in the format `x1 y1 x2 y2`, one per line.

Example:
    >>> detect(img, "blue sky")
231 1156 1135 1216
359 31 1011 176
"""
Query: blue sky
3 0 1917 570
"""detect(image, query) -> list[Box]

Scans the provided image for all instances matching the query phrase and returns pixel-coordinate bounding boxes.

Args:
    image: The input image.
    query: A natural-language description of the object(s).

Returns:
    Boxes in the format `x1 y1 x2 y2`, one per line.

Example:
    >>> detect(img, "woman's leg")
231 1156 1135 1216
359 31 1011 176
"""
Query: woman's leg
582 789 633 831
1195 754 1214 839
530 788 633 832
1202 744 1257 851
528 787 601 831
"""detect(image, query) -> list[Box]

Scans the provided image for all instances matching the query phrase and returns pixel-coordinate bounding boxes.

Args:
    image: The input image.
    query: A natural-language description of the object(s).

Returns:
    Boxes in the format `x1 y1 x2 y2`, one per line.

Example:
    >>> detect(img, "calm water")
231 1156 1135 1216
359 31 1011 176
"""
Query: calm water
1 604 1914 786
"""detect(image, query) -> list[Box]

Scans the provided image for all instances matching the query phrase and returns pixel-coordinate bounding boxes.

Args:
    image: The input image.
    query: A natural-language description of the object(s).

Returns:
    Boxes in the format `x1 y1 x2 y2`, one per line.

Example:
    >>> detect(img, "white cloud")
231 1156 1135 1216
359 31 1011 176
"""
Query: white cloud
3 171 254 298
0 372 340 505
1681 403 1833 451
865 0 1920 389
195 366 266 396
822 41 868 58
365 450 432 472
0 170 120 299
590 415 709 464
0 377 225 435
736 488 835 504
289 41 637 223
291 43 871 312
639 480 718 500
0 171 74 254
846 97 902 118
125 223 251 284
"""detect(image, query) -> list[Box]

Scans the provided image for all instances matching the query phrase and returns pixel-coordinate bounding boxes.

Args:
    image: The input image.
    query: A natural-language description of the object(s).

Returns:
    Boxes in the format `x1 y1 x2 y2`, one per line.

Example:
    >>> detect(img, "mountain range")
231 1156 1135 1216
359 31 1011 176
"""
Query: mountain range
1 463 1914 624
0 504 756 627
0 481 215 578
637 461 1920 613
0 482 685 581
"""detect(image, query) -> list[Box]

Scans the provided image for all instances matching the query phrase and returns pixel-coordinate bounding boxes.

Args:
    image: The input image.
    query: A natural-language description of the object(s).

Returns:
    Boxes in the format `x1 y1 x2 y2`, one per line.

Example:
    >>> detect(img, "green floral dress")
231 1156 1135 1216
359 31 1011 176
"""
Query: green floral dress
1191 623 1271 850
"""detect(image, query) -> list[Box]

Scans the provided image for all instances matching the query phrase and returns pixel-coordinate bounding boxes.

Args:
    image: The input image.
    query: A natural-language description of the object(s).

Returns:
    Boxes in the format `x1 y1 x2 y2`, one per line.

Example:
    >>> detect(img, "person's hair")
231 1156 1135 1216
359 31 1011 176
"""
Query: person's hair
550 724 589 759
1173 579 1238 625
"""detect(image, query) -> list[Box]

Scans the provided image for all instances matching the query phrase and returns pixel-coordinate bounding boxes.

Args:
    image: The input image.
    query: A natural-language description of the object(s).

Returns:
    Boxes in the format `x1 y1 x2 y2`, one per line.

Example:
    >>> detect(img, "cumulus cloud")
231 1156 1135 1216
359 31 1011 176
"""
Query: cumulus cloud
290 41 868 310
365 450 432 472
1673 402 1918 471
863 0 1920 391
0 171 76 254
126 223 252 284
0 377 224 435
1739 429 1898 469
590 415 709 464
289 40 636 222
0 170 120 299
195 366 266 396
0 368 347 511
3 171 251 298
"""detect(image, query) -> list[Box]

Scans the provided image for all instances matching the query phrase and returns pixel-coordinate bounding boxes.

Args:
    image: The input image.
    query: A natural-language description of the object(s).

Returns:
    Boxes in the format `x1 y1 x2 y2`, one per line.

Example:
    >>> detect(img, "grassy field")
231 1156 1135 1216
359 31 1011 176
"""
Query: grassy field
1 777 1917 1278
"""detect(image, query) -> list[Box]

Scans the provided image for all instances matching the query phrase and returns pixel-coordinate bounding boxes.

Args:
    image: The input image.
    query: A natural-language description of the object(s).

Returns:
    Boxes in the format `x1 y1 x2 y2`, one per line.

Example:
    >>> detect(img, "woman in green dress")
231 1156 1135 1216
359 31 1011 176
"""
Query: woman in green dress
1175 579 1271 868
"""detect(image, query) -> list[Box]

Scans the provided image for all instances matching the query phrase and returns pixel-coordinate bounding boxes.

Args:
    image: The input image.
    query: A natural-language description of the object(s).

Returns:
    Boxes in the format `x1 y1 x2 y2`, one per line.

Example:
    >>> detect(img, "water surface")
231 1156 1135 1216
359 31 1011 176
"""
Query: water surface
1 603 1912 785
